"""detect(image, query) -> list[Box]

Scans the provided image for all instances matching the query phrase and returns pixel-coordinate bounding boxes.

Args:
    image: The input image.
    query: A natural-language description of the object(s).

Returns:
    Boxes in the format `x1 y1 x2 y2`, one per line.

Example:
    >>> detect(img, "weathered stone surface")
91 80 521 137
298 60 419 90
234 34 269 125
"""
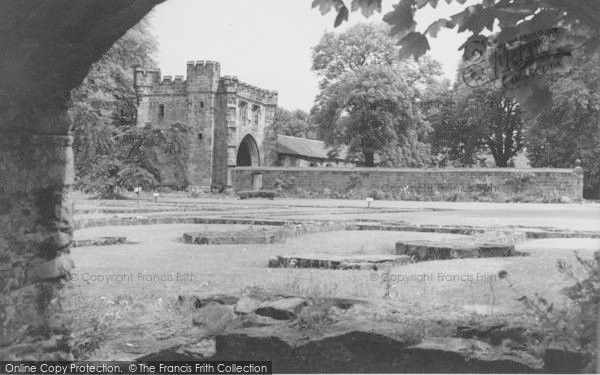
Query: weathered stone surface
236 314 290 328
456 321 534 345
0 334 73 361
137 339 216 361
1 0 163 360
192 304 236 330
26 253 74 283
255 297 308 320
214 321 415 372
544 343 592 373
269 254 411 270
183 230 282 245
183 221 344 246
232 167 584 202
234 296 262 315
177 293 239 309
72 236 129 247
395 240 515 261
404 337 542 372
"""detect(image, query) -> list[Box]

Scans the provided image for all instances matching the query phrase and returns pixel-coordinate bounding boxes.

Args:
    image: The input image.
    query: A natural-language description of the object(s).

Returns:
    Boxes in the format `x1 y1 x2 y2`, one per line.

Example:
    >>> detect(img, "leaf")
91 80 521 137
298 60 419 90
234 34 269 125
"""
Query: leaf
515 10 559 36
350 0 382 17
459 34 488 60
311 0 338 14
383 0 417 40
416 0 438 8
452 5 495 34
398 32 430 60
494 27 520 45
425 18 454 38
494 0 538 25
334 5 349 27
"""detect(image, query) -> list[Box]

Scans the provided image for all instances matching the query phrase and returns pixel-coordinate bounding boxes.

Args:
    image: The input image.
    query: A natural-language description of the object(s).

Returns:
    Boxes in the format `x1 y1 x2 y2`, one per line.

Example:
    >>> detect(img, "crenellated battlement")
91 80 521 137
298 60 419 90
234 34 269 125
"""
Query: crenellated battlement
134 68 161 87
218 75 278 105
186 60 221 69
186 60 220 86
136 60 276 103
134 68 189 91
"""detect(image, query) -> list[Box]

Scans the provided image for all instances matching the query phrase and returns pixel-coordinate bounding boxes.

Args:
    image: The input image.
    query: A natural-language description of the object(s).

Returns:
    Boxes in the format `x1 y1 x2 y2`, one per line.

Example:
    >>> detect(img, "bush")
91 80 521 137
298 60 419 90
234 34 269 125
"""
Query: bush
237 190 277 200
500 252 599 365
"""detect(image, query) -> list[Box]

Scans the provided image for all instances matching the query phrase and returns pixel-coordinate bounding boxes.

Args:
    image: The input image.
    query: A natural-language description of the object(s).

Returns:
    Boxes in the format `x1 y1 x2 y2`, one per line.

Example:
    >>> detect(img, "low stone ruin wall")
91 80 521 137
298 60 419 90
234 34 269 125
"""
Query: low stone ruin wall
232 166 584 202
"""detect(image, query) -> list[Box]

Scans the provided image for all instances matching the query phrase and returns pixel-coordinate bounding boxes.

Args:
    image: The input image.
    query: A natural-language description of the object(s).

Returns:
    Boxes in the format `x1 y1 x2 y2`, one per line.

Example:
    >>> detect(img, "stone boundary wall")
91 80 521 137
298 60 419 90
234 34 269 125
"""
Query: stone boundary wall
232 167 584 202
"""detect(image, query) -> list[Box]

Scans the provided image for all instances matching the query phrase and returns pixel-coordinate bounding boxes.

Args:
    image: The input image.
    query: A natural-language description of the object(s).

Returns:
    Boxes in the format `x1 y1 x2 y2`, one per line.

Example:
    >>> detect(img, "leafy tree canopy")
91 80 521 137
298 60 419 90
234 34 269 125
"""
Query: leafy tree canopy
312 64 431 167
428 82 525 167
71 18 192 197
311 0 600 116
526 51 600 197
272 108 318 139
312 22 444 90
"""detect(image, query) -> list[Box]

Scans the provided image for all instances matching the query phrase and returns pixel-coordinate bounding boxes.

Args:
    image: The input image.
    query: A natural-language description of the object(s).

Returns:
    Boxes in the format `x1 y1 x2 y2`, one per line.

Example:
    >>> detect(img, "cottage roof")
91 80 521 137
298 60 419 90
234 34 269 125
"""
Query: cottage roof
276 135 347 160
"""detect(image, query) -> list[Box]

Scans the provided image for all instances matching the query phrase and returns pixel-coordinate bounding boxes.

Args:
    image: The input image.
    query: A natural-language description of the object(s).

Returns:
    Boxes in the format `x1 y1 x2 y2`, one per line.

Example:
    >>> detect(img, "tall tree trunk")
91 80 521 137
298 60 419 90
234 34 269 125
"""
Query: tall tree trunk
364 151 374 167
495 156 509 167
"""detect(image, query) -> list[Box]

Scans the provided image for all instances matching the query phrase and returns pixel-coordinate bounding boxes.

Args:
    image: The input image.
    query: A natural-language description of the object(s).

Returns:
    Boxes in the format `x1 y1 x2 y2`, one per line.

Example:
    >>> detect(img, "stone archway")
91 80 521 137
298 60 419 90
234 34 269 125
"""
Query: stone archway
236 134 260 166
0 1 163 360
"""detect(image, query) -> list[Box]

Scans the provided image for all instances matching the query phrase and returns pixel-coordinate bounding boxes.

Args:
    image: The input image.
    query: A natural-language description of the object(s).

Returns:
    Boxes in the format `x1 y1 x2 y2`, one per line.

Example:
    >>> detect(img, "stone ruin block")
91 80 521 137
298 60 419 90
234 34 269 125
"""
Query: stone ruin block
268 254 411 270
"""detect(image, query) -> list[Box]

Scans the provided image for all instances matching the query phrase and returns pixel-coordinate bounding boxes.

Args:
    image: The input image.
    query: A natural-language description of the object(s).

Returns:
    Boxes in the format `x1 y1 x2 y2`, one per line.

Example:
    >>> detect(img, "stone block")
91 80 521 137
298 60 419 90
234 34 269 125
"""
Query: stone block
234 296 262 315
255 297 308 320
192 303 236 330
26 253 74 283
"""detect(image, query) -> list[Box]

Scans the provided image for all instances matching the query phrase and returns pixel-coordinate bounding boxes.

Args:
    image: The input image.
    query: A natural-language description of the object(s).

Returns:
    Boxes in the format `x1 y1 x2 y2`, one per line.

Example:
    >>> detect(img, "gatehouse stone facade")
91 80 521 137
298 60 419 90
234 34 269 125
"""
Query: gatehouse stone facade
134 60 278 190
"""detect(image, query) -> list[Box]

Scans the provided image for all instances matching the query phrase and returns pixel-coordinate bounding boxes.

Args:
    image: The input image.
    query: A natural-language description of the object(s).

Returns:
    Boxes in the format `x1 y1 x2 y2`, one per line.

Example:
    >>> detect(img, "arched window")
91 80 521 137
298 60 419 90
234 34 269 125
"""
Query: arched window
158 104 165 118
252 105 261 126
238 101 248 125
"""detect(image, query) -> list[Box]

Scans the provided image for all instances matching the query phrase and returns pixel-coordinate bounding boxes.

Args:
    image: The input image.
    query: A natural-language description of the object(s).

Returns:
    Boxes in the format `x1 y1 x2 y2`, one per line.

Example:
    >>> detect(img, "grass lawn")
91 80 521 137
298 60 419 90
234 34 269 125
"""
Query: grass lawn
60 222 599 360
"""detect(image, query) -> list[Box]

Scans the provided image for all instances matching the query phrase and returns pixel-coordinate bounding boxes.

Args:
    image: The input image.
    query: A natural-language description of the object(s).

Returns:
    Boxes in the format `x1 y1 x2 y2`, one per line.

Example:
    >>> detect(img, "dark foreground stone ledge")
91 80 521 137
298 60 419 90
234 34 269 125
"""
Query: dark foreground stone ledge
141 290 591 373
213 322 543 373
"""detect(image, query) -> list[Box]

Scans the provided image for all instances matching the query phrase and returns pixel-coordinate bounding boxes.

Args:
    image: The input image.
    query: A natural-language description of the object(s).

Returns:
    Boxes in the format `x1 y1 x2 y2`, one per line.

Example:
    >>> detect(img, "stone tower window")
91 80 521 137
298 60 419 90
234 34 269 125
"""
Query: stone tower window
158 104 165 118
200 101 204 108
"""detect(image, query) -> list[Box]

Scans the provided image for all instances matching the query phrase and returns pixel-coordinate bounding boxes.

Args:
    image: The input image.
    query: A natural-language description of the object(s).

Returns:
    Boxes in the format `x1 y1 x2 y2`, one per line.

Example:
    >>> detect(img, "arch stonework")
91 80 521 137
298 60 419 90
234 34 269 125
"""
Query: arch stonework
236 134 261 167
0 1 163 360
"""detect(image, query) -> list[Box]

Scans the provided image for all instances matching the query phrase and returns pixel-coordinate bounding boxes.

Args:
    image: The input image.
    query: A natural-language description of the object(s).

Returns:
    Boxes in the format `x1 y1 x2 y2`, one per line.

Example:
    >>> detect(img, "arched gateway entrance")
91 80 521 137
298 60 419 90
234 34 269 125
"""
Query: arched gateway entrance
236 134 260 166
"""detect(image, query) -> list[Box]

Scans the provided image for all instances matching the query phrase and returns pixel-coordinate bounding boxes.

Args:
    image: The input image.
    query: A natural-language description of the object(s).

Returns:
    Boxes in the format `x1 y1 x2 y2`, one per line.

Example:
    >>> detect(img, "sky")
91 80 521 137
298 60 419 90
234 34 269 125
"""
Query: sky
148 0 476 112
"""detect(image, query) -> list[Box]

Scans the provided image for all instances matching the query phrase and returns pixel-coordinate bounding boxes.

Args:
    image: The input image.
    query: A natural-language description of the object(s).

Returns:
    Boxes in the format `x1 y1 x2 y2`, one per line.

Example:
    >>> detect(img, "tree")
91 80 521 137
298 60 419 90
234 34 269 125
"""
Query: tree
117 122 193 189
312 22 444 89
312 23 399 88
70 18 191 196
526 51 600 197
312 0 600 117
272 108 318 138
71 18 158 191
312 64 431 166
310 22 444 167
428 76 525 167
